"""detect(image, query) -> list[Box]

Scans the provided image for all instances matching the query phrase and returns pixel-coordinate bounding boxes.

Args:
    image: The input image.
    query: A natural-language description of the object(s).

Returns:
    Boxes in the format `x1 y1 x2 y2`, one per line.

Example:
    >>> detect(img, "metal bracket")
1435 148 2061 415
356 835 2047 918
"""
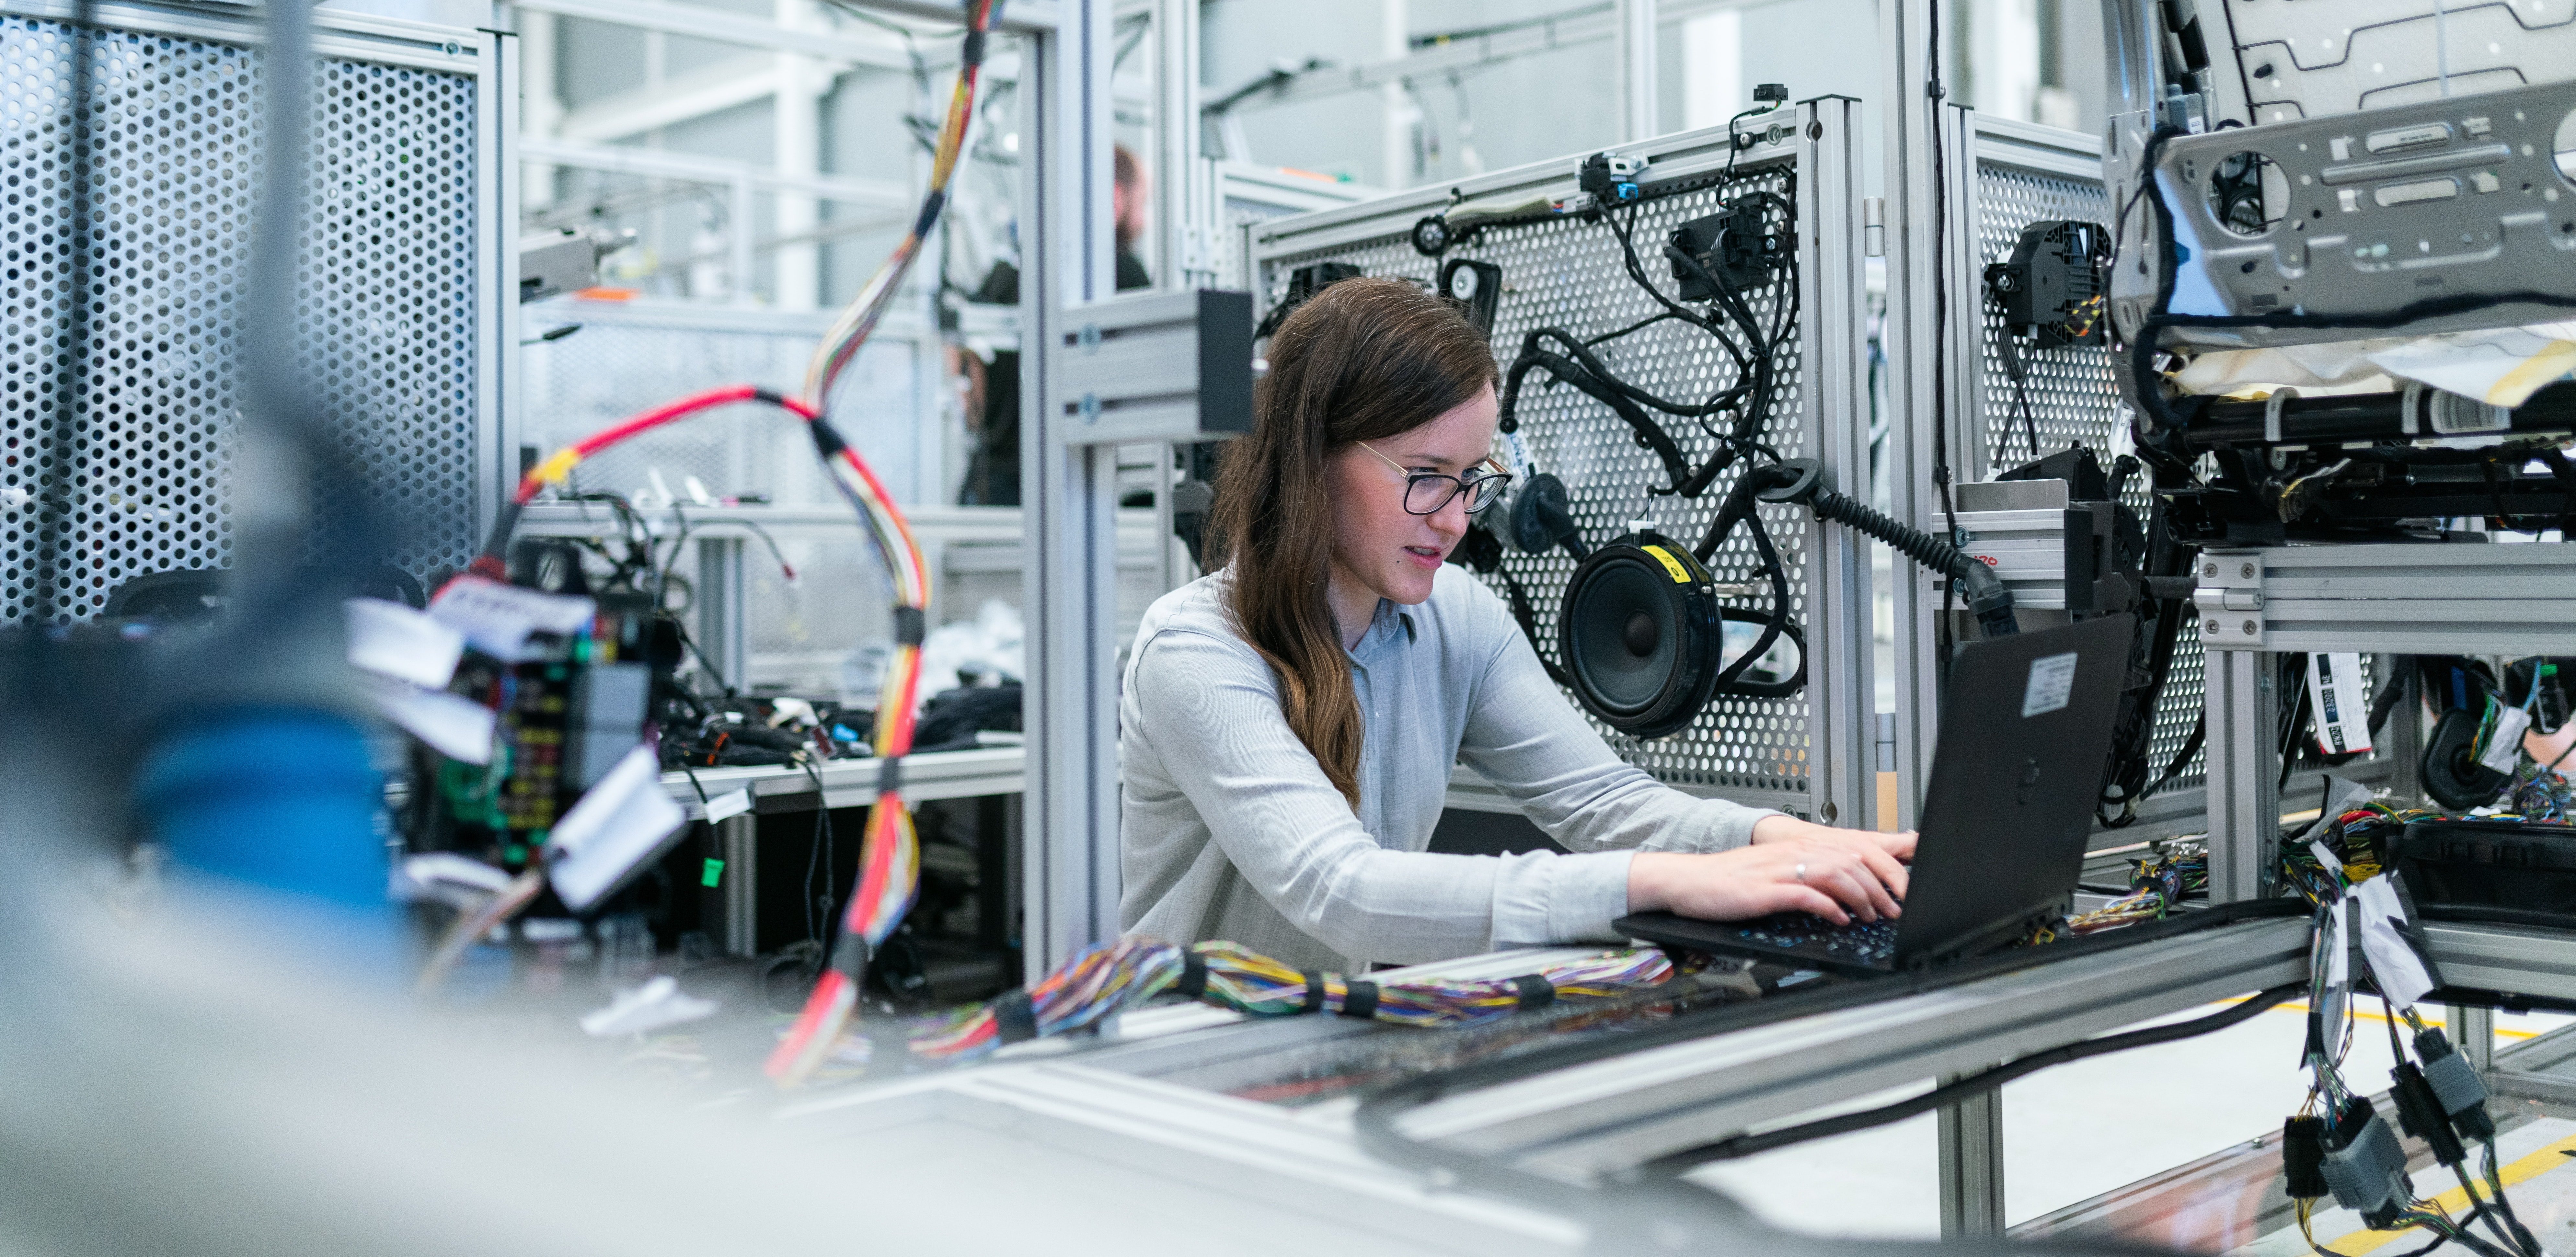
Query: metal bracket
2194 550 2267 648
1051 289 1255 446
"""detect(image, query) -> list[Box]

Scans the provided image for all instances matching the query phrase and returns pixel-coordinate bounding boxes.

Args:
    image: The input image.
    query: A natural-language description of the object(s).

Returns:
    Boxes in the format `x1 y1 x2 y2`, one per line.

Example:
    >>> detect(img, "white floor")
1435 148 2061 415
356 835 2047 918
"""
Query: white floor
1684 1001 2576 1247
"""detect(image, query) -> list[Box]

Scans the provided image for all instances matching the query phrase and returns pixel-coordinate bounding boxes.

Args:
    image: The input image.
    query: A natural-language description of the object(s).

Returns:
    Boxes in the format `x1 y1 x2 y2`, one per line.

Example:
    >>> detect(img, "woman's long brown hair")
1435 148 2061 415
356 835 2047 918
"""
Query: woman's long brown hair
1205 277 1497 808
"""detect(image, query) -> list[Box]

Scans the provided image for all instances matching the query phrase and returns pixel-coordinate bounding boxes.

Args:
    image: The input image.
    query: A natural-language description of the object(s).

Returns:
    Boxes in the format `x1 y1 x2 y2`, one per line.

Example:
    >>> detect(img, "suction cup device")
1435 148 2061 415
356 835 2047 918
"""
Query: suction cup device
1558 531 1724 738
2423 707 2516 811
1508 472 1588 558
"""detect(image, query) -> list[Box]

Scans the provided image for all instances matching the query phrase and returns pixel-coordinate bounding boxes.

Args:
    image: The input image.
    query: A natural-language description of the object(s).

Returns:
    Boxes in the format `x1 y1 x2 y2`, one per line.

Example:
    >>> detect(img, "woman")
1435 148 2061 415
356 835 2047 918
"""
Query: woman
1119 277 1910 972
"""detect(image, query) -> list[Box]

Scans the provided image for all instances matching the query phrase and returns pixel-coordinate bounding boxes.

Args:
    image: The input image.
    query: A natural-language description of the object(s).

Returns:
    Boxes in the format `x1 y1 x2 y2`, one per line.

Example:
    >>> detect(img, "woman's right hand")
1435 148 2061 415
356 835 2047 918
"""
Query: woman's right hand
1628 840 1907 925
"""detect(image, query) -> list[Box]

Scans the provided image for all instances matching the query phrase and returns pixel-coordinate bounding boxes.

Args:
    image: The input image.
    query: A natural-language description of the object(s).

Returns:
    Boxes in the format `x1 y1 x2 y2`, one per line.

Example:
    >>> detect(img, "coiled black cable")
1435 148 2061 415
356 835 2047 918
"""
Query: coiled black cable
1803 485 2020 640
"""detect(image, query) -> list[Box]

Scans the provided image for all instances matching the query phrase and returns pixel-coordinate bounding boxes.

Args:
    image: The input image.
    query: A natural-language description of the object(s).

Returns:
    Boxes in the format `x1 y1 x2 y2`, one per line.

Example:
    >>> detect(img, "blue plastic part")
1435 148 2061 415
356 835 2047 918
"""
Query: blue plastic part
134 708 388 913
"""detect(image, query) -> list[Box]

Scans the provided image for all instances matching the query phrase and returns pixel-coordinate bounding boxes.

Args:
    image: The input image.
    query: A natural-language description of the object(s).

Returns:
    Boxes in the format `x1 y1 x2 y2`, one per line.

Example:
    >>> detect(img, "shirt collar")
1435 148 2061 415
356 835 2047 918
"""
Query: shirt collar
1347 599 1415 662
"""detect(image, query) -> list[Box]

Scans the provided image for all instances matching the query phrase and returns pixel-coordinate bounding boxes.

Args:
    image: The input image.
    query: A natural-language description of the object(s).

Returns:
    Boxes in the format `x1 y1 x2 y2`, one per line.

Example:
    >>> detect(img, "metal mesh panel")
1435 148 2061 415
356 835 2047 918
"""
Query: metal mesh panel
1262 160 1814 798
0 17 481 622
1972 159 2205 798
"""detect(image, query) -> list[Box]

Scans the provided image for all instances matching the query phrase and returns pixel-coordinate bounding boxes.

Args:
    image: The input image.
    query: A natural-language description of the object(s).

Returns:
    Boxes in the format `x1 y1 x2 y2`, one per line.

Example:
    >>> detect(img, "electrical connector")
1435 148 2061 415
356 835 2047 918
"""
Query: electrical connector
2415 1026 2499 1143
2283 1115 2330 1200
2319 1096 2414 1230
2390 1060 2469 1166
1578 152 1647 206
1752 82 1788 105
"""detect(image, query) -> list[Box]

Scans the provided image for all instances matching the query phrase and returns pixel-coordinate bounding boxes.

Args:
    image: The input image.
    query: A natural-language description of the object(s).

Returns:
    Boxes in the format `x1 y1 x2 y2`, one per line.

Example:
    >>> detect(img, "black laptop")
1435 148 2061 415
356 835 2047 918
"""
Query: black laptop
1616 615 2134 976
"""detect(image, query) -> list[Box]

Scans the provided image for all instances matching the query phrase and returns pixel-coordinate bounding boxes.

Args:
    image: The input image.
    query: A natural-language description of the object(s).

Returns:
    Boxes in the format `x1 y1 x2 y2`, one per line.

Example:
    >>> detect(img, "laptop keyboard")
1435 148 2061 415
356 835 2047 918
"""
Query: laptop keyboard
1731 911 1901 964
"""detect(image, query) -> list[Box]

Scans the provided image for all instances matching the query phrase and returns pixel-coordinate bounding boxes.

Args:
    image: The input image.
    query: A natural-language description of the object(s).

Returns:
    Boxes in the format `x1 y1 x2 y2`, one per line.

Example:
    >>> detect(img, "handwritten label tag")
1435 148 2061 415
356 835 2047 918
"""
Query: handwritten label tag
429 575 595 662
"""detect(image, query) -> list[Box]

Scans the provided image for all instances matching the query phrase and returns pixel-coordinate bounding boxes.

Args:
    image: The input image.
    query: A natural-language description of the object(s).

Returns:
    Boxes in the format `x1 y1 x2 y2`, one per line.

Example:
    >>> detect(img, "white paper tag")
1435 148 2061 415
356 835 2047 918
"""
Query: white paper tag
546 745 687 913
2022 652 2080 717
402 852 514 896
345 597 465 689
703 789 752 824
2308 652 2375 755
2352 874 2440 1010
2314 898 2352 1054
364 675 497 764
429 575 596 663
2310 839 2345 880
2483 705 2534 774
1501 430 1534 479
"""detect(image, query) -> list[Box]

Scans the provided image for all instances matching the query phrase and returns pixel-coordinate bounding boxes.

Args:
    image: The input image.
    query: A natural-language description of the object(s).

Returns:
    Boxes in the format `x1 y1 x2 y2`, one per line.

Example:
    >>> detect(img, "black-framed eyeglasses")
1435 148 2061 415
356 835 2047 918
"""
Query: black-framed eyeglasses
1356 440 1514 515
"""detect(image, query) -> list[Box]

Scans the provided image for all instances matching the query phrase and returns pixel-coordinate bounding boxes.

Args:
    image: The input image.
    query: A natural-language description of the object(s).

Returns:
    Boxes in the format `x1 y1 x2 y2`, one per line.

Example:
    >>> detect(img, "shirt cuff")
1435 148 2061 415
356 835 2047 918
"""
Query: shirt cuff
1490 850 1637 947
1698 803 1781 852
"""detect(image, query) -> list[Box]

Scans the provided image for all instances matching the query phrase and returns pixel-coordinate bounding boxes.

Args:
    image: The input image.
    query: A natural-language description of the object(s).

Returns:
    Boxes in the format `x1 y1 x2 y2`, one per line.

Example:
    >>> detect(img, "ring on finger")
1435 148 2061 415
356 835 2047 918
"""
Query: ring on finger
1794 862 1807 883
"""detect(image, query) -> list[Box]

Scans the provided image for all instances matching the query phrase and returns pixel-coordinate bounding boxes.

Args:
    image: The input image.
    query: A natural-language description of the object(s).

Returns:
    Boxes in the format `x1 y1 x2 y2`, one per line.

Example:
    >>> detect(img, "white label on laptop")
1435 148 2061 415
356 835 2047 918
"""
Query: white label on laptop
2309 652 2374 755
2021 652 2079 717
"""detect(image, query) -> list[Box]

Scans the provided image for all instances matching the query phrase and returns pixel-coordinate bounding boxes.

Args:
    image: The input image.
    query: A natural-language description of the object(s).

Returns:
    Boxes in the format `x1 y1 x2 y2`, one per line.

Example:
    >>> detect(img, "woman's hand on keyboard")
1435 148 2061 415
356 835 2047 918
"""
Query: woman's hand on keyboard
1629 830 1907 925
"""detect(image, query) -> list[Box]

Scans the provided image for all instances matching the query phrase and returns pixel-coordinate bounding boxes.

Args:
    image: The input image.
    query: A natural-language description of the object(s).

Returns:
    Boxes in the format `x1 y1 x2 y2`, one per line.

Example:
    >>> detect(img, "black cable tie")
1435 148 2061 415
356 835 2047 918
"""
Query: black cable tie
876 755 903 796
893 606 926 647
1301 971 1329 1014
830 932 869 977
992 989 1038 1045
1511 974 1556 1010
1338 980 1380 1020
750 387 791 407
909 189 948 241
1175 950 1208 1000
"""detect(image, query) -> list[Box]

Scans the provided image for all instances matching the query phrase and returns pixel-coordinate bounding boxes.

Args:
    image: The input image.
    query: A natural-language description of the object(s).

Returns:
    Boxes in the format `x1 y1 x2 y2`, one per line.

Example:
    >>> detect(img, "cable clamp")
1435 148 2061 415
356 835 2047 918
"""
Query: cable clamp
2263 386 2297 444
1510 974 1556 1010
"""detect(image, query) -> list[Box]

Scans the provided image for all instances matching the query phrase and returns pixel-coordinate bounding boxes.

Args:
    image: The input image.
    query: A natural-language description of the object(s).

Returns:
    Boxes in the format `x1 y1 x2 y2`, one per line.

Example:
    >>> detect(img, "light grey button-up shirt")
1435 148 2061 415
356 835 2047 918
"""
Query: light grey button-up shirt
1118 564 1779 972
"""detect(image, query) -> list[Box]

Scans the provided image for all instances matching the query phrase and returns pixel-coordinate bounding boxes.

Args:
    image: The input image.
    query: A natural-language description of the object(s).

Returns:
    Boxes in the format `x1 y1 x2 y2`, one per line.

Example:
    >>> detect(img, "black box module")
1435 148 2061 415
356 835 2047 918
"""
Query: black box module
2389 818 2576 924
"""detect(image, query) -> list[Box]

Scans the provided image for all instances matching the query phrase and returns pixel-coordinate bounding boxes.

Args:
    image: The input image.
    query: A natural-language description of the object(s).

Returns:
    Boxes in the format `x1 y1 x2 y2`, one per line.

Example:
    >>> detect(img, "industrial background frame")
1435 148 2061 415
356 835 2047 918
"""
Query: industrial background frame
0 0 516 623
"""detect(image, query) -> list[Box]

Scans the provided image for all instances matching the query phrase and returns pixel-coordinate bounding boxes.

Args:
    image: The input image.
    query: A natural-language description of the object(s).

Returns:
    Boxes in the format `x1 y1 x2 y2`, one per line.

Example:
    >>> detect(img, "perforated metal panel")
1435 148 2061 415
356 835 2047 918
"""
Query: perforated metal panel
1971 135 2205 800
0 13 486 623
1260 156 1820 799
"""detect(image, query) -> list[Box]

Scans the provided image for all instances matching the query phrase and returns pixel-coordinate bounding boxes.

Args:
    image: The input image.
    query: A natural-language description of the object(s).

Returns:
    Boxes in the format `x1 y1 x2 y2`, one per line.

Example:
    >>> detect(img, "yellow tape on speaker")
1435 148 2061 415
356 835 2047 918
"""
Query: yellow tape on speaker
1639 545 1692 584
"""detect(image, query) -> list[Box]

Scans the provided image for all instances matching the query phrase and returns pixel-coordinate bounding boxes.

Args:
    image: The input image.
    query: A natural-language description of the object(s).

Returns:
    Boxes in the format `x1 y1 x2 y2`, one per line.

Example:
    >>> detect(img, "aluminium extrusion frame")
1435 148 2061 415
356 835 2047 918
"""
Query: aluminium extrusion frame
1241 98 1879 832
2197 543 2576 901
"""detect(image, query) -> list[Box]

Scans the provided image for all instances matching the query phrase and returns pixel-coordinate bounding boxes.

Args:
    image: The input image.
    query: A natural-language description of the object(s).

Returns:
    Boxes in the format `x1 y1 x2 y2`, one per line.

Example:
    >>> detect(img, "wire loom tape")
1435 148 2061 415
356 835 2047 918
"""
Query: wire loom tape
1175 950 1209 1000
1511 975 1557 1010
1338 979 1381 1020
1302 972 1328 1014
992 989 1038 1045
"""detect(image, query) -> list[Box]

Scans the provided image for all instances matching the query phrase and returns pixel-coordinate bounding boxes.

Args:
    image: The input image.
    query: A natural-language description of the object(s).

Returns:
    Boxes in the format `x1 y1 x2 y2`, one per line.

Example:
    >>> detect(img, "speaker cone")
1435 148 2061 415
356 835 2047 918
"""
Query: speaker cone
1558 531 1722 738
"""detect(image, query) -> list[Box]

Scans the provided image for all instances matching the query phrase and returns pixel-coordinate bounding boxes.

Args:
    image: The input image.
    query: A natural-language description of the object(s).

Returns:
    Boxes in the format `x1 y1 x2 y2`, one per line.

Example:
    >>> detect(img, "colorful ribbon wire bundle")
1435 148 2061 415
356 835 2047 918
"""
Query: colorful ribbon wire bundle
764 0 997 1089
906 940 1676 1062
2067 843 2207 934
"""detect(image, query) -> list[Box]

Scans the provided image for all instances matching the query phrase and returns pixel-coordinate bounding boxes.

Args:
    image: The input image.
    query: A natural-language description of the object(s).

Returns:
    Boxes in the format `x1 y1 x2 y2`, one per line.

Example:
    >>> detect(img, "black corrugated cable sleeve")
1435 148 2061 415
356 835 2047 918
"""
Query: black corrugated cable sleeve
1802 487 2020 639
1500 342 1694 491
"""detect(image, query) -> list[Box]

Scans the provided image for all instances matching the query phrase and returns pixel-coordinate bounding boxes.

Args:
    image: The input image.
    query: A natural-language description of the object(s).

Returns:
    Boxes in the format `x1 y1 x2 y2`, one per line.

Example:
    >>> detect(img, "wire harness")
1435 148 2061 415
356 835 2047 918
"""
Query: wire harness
904 940 1675 1062
433 1 1000 1090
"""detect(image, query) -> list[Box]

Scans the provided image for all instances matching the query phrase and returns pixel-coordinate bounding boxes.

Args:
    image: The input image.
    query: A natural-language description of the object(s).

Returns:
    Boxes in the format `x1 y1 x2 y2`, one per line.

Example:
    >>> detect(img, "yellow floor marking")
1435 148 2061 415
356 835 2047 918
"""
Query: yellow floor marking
2210 996 2539 1040
2322 1131 2576 1255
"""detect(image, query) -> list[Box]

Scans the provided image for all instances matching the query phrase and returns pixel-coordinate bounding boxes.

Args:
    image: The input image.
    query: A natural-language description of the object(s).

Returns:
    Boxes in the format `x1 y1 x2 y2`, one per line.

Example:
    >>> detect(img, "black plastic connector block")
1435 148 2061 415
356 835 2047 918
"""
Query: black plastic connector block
2390 1060 2468 1166
2283 1115 2330 1200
